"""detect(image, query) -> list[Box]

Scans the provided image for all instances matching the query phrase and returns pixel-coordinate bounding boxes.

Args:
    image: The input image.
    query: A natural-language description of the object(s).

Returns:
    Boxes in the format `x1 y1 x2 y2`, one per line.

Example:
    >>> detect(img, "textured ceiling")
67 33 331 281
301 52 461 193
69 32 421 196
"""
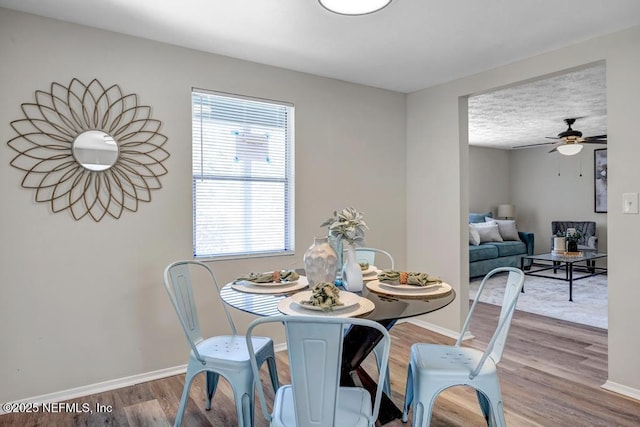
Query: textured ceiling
469 63 607 150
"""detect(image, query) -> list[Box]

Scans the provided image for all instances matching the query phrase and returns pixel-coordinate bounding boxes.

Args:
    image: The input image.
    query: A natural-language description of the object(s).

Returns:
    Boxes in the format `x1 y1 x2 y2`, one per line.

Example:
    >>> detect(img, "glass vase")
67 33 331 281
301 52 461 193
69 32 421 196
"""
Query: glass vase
303 237 339 287
328 235 344 285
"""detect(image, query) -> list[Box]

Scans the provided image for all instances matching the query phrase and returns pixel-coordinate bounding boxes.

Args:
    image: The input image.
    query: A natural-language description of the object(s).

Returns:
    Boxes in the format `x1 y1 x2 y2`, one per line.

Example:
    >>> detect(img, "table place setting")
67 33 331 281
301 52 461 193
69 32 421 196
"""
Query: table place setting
277 282 375 317
231 269 309 294
360 263 381 282
366 269 453 299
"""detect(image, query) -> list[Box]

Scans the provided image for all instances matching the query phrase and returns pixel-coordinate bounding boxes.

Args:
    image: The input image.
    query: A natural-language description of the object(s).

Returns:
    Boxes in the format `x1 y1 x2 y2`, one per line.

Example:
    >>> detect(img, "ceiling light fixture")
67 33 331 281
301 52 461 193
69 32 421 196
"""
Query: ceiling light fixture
557 143 584 156
318 0 393 15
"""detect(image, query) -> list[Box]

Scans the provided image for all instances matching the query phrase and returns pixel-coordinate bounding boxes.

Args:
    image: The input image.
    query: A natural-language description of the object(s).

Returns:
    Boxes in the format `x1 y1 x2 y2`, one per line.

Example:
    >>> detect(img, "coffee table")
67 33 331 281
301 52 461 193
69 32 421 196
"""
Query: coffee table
520 252 607 301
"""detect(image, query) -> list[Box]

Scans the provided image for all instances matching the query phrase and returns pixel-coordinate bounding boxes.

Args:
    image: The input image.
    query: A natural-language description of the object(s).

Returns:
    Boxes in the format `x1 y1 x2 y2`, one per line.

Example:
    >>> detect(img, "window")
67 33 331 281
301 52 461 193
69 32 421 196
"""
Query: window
192 90 295 258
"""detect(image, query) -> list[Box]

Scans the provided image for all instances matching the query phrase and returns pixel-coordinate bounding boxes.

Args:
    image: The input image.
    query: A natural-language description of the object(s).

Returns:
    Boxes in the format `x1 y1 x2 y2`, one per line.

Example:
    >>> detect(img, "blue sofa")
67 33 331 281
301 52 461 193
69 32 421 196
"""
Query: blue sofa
469 212 534 278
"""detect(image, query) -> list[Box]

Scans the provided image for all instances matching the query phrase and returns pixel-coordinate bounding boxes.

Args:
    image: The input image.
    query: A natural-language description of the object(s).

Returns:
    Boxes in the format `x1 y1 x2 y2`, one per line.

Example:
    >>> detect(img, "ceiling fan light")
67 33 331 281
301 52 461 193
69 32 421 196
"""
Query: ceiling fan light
557 143 584 156
318 0 393 15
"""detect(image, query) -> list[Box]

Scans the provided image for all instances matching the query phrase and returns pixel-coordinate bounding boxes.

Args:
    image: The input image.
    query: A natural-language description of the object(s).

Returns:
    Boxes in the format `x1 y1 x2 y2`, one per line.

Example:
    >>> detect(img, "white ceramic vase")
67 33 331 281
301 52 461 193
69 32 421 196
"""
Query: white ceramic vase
342 243 363 292
303 237 338 287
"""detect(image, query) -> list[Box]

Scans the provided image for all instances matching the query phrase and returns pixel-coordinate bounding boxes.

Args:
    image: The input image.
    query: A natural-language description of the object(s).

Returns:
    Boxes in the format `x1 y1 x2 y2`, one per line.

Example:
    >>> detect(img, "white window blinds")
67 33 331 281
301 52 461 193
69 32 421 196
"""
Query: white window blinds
192 90 295 258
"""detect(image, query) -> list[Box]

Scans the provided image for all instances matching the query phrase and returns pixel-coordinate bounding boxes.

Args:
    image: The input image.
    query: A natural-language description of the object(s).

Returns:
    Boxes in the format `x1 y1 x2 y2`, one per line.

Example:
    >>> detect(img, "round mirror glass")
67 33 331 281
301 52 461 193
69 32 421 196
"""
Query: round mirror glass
72 130 119 171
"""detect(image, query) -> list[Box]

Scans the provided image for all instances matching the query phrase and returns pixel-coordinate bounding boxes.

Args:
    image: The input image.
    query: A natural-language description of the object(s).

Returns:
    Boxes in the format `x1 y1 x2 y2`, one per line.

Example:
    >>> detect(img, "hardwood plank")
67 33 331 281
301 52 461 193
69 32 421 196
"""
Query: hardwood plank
1 302 639 426
124 400 171 427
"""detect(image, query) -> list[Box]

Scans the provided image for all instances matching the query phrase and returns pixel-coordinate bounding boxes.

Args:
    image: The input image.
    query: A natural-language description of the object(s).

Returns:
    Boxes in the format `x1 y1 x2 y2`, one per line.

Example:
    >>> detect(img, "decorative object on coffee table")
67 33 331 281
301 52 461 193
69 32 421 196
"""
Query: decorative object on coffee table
566 228 581 253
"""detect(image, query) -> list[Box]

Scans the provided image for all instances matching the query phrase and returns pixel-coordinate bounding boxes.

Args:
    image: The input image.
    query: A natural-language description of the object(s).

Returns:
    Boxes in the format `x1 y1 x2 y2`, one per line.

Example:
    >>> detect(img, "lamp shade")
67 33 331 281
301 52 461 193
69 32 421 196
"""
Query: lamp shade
318 0 392 15
557 143 583 156
497 204 516 219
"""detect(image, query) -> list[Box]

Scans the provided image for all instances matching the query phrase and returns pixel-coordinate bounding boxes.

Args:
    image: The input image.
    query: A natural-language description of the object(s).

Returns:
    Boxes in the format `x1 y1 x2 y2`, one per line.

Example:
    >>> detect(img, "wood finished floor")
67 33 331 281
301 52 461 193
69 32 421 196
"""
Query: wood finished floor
2 302 639 426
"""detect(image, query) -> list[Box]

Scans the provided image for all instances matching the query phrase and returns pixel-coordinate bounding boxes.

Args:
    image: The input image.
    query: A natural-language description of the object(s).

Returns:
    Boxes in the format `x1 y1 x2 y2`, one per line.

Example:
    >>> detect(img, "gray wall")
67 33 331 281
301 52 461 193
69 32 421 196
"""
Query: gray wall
408 25 640 395
468 146 510 215
0 9 406 403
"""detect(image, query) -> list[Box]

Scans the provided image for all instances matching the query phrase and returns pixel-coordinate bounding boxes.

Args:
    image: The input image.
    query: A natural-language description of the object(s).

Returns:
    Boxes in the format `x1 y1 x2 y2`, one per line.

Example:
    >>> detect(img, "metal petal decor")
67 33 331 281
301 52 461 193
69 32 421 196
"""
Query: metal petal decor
7 78 169 221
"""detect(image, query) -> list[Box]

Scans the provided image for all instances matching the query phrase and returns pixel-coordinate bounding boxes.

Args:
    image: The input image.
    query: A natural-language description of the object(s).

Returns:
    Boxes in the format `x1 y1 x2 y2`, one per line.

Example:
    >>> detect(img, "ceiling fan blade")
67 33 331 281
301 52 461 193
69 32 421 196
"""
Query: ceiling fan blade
513 141 557 149
585 134 607 140
548 146 559 153
581 140 607 144
545 136 560 140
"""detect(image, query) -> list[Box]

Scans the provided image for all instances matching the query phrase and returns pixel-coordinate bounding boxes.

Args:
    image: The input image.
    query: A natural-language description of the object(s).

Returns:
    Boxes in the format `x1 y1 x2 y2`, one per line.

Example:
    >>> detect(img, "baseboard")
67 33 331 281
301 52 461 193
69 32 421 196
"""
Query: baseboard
1 344 290 416
601 380 640 401
0 364 187 415
403 318 473 341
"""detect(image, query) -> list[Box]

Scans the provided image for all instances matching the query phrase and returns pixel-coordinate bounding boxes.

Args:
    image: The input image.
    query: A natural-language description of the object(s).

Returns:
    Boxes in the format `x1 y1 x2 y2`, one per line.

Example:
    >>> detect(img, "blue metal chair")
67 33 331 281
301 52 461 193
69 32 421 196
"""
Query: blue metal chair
163 260 279 427
247 315 391 427
402 267 525 427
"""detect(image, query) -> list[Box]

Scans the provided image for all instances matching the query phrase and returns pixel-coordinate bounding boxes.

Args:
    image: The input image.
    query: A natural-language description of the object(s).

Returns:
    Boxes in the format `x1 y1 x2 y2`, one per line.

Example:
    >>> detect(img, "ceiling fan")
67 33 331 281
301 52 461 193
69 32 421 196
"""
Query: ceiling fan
515 118 607 155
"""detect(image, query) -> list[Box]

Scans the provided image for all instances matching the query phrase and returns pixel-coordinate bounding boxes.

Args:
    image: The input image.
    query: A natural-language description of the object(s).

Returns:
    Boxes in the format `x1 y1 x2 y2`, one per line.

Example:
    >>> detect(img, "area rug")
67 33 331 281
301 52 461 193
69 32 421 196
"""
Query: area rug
469 271 607 329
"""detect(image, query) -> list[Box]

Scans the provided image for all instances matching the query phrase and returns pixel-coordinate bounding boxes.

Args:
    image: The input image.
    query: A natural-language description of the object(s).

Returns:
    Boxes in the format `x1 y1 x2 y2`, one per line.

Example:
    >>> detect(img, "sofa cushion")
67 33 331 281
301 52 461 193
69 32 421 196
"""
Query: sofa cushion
470 222 503 243
491 241 527 257
485 217 520 241
469 244 499 262
469 211 493 224
469 227 481 246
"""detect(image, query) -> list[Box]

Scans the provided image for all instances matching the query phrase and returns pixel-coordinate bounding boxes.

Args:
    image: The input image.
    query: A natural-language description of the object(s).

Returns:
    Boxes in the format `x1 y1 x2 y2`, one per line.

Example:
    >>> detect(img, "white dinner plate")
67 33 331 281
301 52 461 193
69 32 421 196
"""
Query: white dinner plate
241 279 298 287
379 281 442 291
363 271 380 282
366 280 453 299
290 290 360 311
277 295 375 318
360 265 377 275
231 276 308 294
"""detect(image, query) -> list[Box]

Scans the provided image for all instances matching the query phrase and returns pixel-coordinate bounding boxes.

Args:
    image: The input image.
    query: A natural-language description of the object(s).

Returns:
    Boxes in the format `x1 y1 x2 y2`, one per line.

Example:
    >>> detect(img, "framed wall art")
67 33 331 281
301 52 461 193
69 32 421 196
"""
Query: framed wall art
594 148 607 213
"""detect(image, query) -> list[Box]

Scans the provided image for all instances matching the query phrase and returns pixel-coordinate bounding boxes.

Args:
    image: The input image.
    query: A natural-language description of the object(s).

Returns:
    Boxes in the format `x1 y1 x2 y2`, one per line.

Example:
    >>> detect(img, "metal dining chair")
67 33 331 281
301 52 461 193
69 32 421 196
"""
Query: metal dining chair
247 315 391 427
402 267 525 427
163 260 279 427
355 247 395 269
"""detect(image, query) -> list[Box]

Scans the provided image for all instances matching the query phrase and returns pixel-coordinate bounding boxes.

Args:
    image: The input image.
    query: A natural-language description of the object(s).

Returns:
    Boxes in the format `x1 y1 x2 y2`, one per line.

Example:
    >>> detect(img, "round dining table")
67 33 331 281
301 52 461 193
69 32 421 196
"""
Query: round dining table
220 275 456 424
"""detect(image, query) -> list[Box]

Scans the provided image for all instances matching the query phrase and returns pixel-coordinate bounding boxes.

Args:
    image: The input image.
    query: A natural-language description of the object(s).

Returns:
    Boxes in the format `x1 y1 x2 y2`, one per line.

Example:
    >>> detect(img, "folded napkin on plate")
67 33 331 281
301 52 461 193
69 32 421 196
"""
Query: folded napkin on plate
377 270 441 287
235 270 299 283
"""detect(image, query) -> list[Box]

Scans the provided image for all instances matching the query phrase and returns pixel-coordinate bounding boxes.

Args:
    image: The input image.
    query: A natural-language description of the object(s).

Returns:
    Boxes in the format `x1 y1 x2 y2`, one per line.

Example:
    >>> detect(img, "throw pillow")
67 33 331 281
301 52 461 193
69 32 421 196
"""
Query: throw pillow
469 212 493 224
469 227 481 246
485 217 520 241
470 222 503 243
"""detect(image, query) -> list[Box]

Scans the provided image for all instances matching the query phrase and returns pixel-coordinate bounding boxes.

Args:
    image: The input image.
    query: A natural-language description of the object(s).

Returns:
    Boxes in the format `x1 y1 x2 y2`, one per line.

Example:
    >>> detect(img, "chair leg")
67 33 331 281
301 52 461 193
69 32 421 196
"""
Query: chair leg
265 355 279 392
205 371 220 411
479 382 506 427
410 383 439 427
476 389 490 423
228 371 256 427
402 363 413 422
174 362 199 427
374 344 391 396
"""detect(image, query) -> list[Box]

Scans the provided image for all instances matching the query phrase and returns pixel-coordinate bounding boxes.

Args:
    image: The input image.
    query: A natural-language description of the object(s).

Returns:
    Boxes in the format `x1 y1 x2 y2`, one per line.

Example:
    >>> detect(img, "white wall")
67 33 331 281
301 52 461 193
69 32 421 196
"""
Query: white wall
408 25 640 394
0 9 406 403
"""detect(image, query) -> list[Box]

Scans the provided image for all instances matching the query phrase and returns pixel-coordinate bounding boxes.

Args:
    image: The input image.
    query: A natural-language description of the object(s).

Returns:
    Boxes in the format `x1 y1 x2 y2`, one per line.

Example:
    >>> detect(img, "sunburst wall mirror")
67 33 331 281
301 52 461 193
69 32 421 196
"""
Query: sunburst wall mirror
7 78 169 222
